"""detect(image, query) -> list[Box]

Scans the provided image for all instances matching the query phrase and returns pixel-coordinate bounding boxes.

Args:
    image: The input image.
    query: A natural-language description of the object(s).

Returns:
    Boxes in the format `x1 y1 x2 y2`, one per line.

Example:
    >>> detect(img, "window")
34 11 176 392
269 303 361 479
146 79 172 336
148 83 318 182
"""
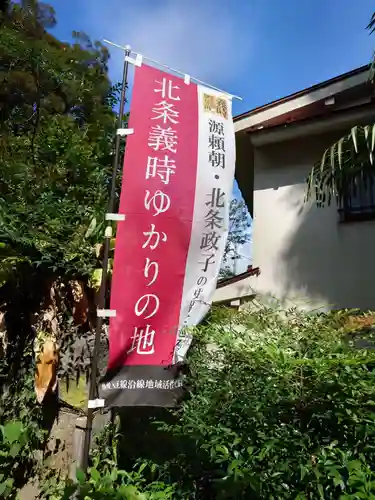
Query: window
338 176 375 222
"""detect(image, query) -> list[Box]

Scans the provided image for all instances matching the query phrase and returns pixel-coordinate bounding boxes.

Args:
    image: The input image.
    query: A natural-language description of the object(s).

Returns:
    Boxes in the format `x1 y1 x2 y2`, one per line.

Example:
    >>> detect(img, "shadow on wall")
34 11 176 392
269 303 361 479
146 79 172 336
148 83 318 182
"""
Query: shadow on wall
277 183 375 311
252 132 375 311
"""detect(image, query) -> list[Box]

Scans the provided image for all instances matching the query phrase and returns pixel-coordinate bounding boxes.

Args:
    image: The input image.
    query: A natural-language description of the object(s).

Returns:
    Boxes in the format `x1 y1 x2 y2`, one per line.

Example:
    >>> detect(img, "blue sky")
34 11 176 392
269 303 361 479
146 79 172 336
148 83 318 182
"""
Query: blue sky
47 0 375 272
48 0 375 117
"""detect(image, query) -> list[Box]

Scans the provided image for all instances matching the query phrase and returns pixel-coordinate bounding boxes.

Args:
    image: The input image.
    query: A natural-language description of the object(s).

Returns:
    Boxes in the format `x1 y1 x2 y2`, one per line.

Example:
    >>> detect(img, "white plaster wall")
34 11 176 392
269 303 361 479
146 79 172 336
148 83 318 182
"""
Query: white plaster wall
250 134 375 311
214 280 255 303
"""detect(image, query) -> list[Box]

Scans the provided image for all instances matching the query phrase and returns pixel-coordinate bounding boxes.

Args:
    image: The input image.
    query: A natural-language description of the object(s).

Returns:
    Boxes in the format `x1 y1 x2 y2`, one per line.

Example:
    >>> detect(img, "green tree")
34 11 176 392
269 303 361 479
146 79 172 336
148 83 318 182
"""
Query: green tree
0 2 117 278
0 1 121 392
220 198 252 278
306 13 375 205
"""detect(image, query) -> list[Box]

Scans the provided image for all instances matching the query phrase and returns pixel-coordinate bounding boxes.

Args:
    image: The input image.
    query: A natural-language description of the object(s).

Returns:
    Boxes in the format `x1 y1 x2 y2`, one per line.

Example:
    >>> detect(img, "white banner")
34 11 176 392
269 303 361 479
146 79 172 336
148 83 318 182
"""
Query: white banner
174 86 235 362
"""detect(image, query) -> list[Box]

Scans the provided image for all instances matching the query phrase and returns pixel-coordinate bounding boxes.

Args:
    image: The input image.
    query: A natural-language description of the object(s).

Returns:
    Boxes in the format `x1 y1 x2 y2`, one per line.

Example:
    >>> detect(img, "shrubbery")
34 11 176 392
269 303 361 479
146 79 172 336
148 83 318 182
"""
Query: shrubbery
0 350 46 497
111 306 375 499
160 306 375 498
41 422 176 499
4 306 375 499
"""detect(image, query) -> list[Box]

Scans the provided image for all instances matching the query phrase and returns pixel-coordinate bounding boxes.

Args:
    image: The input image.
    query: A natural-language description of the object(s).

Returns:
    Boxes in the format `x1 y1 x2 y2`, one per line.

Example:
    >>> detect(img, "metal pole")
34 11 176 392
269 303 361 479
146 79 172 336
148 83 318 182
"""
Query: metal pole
80 45 131 474
103 39 242 101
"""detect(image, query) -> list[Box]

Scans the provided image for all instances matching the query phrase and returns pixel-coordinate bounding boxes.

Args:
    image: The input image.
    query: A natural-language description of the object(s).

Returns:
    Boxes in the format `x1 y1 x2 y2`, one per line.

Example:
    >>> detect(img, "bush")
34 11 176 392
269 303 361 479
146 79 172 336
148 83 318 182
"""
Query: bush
0 420 30 497
0 358 46 498
156 307 375 498
5 306 375 499
41 421 176 500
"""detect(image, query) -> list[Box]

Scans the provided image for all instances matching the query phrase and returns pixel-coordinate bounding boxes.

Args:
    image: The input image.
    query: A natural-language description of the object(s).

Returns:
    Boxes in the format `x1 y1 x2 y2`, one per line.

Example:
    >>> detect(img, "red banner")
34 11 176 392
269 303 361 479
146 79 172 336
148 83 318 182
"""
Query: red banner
101 64 198 406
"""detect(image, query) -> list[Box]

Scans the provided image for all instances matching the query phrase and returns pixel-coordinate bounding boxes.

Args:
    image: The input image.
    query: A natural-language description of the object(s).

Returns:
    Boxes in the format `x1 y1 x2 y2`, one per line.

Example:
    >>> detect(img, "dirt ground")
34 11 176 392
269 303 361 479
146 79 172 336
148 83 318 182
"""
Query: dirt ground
18 409 110 500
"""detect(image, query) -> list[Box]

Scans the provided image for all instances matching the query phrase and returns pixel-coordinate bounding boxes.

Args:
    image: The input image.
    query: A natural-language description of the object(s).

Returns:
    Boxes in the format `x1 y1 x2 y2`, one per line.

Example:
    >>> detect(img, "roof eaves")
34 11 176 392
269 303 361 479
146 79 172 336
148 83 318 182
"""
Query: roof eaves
234 64 370 124
216 267 260 289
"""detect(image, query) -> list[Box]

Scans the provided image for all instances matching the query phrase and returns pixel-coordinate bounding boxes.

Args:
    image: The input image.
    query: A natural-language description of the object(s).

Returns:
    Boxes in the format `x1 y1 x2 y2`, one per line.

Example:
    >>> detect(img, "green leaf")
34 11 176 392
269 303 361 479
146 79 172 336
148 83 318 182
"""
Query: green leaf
364 125 370 140
2 421 23 444
76 468 86 485
299 464 308 481
333 475 344 489
138 462 147 474
330 143 336 173
215 444 229 457
107 258 113 273
0 482 7 496
85 217 97 239
89 467 100 482
9 443 21 458
88 268 102 292
347 460 362 472
351 126 358 153
0 478 14 498
338 137 344 169
110 468 118 482
320 148 328 172
317 483 324 499
247 446 254 456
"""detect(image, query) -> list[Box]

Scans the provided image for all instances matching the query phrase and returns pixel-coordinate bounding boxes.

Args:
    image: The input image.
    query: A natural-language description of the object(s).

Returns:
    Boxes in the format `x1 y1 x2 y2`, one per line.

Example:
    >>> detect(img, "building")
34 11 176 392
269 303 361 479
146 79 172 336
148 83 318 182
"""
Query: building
214 65 375 310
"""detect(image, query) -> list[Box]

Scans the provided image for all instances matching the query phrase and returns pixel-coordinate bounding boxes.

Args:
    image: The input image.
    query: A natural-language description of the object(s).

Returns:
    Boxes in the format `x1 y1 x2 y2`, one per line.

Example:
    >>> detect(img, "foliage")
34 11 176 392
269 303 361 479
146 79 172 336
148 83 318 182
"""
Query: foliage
41 421 176 500
0 0 119 403
38 306 375 499
150 306 375 498
0 339 45 427
0 357 46 497
48 307 375 500
0 1 118 279
0 420 33 497
4 306 375 499
306 14 375 206
306 124 375 206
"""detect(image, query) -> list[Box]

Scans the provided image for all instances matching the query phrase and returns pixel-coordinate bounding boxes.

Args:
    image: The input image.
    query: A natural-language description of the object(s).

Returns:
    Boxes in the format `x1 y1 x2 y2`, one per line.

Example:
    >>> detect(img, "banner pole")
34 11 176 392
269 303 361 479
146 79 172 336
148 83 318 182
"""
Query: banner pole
80 45 131 474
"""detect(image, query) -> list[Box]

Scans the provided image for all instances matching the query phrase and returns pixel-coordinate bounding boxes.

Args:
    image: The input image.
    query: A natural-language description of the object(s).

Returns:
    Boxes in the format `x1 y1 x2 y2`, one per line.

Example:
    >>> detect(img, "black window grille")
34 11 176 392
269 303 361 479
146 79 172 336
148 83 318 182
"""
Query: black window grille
338 175 375 222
